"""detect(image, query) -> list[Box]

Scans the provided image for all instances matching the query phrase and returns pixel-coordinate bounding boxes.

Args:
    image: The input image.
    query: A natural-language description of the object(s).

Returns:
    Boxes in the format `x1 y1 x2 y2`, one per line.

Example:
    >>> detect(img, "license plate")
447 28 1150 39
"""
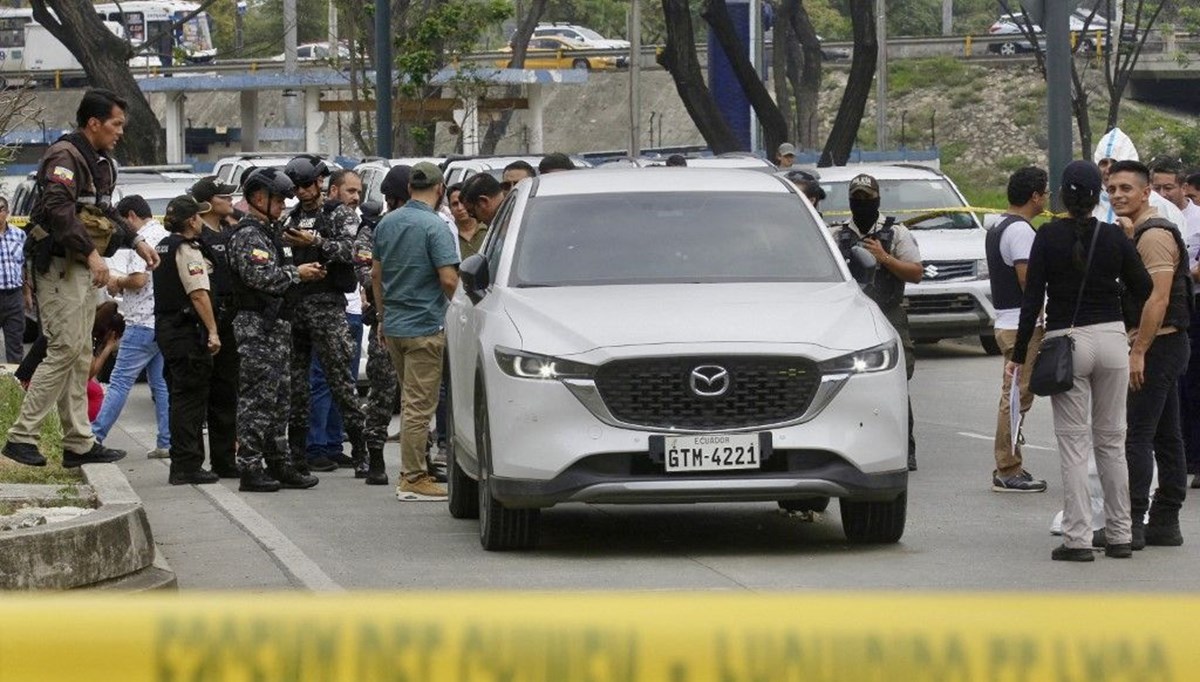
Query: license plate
663 433 761 473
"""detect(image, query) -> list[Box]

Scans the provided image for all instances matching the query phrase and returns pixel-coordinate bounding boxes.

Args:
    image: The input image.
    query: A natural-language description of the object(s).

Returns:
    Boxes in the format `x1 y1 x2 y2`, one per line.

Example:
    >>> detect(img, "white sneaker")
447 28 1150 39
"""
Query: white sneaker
146 448 170 459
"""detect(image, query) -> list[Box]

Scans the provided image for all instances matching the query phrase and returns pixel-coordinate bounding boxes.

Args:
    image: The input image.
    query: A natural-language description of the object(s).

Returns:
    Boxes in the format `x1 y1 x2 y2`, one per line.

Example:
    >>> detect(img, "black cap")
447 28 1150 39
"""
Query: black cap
164 195 210 232
190 175 238 203
1062 159 1102 196
379 165 412 202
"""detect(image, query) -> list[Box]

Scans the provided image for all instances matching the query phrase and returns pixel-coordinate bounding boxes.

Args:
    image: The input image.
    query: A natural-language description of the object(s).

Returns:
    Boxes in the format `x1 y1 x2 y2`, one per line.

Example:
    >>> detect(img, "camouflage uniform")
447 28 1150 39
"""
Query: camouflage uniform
227 215 301 475
353 217 397 453
283 203 369 472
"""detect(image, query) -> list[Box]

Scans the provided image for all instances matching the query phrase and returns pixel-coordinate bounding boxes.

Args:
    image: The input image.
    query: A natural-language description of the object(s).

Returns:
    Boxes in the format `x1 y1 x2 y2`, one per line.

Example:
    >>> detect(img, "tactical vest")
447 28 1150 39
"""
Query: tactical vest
1132 218 1193 332
199 225 235 304
284 205 356 295
836 218 907 316
985 214 1027 311
153 233 212 317
229 218 290 314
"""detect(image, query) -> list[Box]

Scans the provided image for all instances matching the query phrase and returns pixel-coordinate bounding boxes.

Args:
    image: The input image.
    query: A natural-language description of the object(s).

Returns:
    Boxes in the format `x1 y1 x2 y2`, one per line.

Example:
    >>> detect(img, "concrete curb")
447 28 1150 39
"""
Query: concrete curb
0 463 176 590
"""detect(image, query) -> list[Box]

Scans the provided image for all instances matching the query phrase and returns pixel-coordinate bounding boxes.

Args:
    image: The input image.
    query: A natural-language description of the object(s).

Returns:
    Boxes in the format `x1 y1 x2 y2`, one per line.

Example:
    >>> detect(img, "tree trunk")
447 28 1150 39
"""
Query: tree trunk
771 0 793 143
32 0 165 164
789 0 822 150
1071 61 1092 156
658 0 740 153
701 0 788 154
480 0 547 155
820 0 875 167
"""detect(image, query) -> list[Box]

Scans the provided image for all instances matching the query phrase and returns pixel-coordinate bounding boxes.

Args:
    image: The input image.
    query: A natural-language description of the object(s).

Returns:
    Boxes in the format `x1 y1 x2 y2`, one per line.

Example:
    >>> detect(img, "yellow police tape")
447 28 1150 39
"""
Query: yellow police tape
0 592 1194 681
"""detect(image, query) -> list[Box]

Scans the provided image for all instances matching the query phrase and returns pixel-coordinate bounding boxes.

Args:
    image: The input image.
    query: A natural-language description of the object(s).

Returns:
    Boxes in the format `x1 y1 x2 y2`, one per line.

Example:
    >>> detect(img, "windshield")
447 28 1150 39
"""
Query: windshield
177 12 213 53
578 27 606 40
511 192 842 287
823 178 979 230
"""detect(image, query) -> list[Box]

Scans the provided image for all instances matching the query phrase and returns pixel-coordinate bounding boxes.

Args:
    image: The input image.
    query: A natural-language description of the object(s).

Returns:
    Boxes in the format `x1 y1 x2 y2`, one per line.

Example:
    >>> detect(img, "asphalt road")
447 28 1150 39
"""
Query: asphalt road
105 339 1200 592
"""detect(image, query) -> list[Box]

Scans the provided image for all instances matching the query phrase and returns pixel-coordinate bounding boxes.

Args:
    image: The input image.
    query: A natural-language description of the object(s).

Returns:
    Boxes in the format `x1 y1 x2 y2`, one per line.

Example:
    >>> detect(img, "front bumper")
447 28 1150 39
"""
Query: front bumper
903 279 995 340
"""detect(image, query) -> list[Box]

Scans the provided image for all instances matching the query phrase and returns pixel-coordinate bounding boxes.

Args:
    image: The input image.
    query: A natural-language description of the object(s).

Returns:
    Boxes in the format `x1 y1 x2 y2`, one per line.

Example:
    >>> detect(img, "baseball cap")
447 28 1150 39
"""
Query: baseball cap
1061 159 1103 195
164 195 210 232
379 165 412 202
777 142 796 157
848 173 880 200
410 161 444 189
190 176 238 203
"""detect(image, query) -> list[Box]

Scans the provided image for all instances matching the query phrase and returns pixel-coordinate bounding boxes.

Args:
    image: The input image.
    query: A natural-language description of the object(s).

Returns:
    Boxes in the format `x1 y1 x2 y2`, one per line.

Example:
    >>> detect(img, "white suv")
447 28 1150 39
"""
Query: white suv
813 164 999 354
446 168 910 550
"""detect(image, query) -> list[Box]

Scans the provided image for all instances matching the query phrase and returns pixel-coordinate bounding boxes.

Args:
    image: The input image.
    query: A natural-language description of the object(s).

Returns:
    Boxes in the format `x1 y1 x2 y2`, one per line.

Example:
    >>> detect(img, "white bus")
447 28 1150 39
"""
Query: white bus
0 1 215 75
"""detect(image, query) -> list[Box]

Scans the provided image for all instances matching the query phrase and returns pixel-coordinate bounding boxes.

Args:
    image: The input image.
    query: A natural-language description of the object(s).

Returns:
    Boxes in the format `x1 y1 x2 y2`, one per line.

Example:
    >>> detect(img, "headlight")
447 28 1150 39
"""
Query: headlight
494 347 595 381
818 341 899 375
976 258 989 280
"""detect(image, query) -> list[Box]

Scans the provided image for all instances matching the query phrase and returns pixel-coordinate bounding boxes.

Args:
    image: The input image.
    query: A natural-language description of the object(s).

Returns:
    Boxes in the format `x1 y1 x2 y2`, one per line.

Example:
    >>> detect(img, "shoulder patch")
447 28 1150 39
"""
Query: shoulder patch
354 248 372 265
248 248 271 264
49 166 75 186
187 261 206 276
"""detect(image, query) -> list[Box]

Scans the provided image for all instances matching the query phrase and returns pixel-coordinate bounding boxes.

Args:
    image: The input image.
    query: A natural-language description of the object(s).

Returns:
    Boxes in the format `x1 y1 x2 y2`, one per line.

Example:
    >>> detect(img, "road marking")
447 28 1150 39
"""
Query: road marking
186 470 344 593
958 431 1052 451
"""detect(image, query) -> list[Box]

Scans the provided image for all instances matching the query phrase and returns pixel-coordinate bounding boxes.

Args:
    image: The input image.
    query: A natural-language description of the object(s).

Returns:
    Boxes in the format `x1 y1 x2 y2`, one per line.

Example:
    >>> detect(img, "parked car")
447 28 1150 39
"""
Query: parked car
212 152 342 190
810 164 999 354
531 23 630 50
446 168 910 550
496 36 621 71
354 157 445 207
442 155 592 187
988 10 1117 54
270 41 351 62
817 35 852 61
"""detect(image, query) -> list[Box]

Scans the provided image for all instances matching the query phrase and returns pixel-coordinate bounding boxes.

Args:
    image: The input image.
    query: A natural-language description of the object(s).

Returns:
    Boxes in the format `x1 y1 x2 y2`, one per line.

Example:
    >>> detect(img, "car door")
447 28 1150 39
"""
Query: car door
524 38 560 69
449 195 517 463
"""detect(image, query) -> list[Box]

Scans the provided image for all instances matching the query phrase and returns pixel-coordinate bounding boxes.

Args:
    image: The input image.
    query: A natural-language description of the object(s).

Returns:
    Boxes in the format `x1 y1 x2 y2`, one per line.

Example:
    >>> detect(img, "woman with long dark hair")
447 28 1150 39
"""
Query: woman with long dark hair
1008 160 1152 562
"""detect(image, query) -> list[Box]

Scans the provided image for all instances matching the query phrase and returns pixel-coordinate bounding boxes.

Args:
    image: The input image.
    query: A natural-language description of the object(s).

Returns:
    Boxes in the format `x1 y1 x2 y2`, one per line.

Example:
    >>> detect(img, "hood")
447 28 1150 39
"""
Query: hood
500 282 888 356
908 226 985 262
1093 127 1138 164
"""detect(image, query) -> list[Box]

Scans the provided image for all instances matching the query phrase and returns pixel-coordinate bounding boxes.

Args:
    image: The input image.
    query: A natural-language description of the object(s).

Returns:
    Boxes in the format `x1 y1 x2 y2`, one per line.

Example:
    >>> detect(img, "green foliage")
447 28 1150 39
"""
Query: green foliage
888 56 976 97
394 0 511 96
0 377 75 485
213 0 333 58
800 0 1001 39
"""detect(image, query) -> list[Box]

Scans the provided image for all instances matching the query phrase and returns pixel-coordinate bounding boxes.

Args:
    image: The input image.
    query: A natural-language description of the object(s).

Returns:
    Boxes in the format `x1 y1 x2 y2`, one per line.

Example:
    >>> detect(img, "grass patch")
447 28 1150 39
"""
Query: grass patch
0 375 79 485
889 57 978 98
0 495 93 516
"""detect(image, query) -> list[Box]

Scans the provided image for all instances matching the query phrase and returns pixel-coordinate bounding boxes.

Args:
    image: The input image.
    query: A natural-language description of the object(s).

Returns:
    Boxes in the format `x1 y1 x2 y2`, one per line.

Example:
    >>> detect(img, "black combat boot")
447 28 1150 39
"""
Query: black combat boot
239 466 282 493
1131 516 1146 551
1145 509 1183 547
365 447 388 486
352 442 370 479
270 461 319 489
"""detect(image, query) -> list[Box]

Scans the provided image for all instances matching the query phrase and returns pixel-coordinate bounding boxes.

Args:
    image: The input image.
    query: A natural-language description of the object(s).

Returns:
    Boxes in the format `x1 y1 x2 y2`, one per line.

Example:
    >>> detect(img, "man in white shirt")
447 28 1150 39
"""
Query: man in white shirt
92 195 171 458
987 167 1049 493
1150 162 1200 262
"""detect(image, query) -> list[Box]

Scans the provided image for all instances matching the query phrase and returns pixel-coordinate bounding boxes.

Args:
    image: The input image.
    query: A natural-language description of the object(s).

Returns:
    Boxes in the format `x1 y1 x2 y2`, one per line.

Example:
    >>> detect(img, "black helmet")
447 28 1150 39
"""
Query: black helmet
284 154 330 187
242 167 295 199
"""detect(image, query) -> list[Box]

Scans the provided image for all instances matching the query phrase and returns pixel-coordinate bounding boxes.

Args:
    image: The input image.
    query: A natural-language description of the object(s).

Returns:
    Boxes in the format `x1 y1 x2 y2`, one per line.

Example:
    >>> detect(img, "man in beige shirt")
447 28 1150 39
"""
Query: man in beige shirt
1108 160 1192 549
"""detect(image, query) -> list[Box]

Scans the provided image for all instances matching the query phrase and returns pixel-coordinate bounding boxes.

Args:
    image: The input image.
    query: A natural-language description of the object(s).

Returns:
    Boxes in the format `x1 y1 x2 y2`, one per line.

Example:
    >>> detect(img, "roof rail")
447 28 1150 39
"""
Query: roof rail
120 164 194 173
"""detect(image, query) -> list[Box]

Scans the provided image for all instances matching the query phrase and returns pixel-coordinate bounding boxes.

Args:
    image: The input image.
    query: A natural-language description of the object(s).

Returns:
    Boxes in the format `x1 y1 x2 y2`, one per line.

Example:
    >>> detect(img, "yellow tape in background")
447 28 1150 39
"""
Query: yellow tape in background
0 592 1192 681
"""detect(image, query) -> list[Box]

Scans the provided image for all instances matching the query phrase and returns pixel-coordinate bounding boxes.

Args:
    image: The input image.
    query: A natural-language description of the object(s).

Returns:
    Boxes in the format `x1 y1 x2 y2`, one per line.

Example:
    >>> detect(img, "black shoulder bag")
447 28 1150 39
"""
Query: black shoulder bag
1029 223 1100 397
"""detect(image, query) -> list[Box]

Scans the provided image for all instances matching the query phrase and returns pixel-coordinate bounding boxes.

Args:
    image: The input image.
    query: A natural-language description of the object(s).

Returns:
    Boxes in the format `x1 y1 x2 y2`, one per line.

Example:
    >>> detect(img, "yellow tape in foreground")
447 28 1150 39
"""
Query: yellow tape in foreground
0 592 1193 681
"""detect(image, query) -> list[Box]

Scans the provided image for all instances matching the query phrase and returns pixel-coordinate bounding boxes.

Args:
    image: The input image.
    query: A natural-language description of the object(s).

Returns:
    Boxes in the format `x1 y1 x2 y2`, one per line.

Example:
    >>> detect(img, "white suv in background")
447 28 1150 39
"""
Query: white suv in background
814 164 999 354
446 168 910 551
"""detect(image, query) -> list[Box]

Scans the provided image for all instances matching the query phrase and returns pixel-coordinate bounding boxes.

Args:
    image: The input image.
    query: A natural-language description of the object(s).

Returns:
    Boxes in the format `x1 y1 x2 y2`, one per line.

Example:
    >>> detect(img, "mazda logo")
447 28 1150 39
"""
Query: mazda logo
690 365 730 397
923 264 939 279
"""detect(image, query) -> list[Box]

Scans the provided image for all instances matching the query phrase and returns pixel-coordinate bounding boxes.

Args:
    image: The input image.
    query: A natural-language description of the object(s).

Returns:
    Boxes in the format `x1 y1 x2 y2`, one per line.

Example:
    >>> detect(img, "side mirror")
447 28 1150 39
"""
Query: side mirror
848 244 877 287
460 254 491 304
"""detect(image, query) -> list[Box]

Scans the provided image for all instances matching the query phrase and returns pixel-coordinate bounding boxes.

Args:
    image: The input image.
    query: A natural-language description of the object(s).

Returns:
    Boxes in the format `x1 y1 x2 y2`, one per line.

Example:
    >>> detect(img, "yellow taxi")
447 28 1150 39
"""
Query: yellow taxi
495 36 621 71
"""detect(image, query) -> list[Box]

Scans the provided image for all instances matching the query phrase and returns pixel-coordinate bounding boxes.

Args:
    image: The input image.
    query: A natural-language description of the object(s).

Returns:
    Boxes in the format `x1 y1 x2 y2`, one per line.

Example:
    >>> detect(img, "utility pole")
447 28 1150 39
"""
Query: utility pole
628 0 641 157
283 0 301 151
1044 0 1072 211
234 0 246 55
328 0 338 65
375 0 392 158
875 0 887 151
942 0 953 36
748 0 763 153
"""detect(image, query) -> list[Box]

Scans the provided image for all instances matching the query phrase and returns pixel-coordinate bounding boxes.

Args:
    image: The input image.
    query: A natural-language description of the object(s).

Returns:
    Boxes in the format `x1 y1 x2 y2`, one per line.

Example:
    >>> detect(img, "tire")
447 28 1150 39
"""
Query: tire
980 334 1002 356
999 42 1017 56
476 382 539 551
778 497 830 513
571 58 590 70
446 375 479 520
840 491 907 544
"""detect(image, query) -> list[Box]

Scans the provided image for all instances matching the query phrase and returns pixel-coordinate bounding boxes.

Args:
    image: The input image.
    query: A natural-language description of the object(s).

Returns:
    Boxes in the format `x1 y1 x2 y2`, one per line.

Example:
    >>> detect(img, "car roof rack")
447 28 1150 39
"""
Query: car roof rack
120 164 194 173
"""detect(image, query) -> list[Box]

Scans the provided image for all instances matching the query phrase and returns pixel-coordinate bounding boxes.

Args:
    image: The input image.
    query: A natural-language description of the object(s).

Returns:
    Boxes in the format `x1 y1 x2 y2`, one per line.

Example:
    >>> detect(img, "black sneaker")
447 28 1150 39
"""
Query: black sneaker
992 471 1048 493
62 443 127 468
1191 474 1200 490
427 456 447 484
307 456 339 473
1105 543 1133 558
2 441 47 467
1145 523 1183 547
169 469 220 485
1051 545 1094 562
1092 528 1107 548
239 469 281 493
271 463 319 489
1132 524 1146 551
907 452 917 472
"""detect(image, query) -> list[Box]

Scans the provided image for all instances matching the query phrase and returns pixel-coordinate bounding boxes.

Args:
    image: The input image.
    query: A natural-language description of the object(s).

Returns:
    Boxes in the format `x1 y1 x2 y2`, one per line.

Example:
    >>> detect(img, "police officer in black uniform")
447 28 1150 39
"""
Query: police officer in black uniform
190 176 240 478
834 173 925 471
154 195 222 485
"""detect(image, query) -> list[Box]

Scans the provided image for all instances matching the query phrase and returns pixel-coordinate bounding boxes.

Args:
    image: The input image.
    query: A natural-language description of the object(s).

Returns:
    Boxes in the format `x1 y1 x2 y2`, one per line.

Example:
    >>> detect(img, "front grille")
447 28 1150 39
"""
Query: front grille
903 293 980 315
593 356 821 430
921 260 976 281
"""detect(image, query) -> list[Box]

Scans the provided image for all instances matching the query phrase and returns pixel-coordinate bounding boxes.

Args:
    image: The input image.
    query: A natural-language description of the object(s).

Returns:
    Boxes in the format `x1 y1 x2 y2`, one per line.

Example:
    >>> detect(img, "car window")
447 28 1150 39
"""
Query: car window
510 192 842 287
481 195 517 264
823 178 978 230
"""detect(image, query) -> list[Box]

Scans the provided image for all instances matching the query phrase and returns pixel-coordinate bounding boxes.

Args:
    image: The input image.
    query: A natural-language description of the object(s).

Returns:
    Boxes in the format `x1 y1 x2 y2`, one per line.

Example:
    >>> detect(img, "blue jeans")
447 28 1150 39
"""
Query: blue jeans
307 313 363 459
92 324 170 449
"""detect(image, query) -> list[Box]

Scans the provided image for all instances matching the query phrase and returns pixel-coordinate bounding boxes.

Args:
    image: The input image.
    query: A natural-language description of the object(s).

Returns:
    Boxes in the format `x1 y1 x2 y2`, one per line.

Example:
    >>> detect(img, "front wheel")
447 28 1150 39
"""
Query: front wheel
446 378 479 519
840 491 907 544
571 58 590 70
999 42 1017 56
476 383 539 551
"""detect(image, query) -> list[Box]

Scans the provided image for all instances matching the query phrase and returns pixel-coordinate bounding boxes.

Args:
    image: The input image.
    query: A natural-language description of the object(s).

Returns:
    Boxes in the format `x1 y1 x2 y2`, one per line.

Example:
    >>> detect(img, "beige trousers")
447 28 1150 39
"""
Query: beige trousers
993 327 1044 476
8 258 96 453
1048 322 1132 549
385 331 445 478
